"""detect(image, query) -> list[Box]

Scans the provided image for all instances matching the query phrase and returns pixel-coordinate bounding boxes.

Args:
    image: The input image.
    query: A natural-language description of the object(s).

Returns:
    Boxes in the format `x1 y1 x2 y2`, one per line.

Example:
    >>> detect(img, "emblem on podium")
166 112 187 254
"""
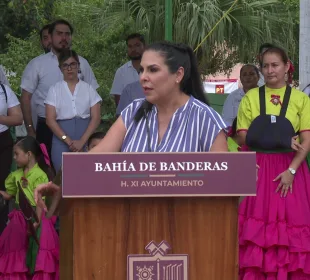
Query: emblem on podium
127 240 188 280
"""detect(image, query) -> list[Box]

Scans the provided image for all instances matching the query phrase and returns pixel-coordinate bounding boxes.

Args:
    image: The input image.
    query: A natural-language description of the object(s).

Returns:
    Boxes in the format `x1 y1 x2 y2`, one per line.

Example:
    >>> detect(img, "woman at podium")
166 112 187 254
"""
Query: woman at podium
237 46 310 279
90 41 228 153
34 42 229 210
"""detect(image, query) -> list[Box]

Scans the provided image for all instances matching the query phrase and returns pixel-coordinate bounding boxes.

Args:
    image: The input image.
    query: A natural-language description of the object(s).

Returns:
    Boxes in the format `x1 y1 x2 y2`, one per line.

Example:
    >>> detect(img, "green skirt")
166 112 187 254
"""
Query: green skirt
13 203 41 274
26 222 41 274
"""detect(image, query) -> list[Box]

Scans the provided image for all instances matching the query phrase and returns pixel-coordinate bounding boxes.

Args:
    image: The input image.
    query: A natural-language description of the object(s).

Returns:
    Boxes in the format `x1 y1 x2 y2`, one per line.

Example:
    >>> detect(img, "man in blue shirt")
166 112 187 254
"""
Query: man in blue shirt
116 81 144 116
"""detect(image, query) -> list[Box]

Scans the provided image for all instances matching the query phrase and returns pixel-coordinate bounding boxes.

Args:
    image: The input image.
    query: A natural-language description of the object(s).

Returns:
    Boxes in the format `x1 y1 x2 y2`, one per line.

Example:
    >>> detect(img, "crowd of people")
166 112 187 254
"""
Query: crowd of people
0 19 103 279
0 17 309 280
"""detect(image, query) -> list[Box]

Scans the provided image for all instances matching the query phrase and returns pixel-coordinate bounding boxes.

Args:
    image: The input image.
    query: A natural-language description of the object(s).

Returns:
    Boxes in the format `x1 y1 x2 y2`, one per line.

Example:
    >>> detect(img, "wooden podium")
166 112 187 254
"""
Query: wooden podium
60 153 256 280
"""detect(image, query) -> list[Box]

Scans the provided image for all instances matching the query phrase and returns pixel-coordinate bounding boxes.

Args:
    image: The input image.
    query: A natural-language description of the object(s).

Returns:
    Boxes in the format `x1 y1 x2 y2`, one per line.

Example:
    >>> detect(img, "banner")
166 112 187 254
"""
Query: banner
203 79 239 94
62 152 256 197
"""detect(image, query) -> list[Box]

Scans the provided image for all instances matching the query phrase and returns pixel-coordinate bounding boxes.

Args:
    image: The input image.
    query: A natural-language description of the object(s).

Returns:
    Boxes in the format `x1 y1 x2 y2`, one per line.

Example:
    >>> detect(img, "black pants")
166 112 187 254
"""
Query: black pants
0 130 13 234
36 117 53 159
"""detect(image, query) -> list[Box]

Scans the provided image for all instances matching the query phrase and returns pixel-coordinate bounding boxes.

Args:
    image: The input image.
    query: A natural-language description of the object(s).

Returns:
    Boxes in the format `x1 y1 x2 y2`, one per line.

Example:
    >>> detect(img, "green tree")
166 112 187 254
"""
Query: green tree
91 0 295 74
0 33 42 92
1 0 298 132
8 0 55 27
281 0 299 83
1 0 137 131
0 0 56 52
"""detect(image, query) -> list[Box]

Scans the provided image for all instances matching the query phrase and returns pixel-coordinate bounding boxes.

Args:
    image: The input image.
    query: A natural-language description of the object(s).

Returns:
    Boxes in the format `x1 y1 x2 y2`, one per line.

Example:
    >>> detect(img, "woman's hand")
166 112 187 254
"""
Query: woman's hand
34 181 61 211
70 140 85 152
274 170 294 197
33 222 40 231
291 135 305 151
0 191 12 200
64 137 73 147
65 137 83 152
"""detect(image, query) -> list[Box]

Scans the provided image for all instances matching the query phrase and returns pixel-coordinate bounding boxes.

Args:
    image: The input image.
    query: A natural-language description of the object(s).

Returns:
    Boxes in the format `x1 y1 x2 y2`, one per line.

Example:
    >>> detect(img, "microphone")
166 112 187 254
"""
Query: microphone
142 101 152 152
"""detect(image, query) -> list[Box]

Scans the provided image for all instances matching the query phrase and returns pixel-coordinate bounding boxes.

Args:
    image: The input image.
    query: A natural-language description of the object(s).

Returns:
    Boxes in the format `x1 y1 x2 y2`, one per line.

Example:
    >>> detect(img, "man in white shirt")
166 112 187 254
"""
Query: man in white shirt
110 33 145 106
31 24 52 129
20 19 99 157
15 25 52 140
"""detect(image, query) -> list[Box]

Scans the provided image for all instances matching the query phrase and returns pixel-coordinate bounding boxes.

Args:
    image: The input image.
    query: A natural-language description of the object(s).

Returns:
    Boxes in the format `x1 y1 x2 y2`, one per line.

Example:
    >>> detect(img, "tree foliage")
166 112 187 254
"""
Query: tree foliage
280 0 299 82
0 0 139 130
0 34 42 92
91 0 296 75
0 0 300 128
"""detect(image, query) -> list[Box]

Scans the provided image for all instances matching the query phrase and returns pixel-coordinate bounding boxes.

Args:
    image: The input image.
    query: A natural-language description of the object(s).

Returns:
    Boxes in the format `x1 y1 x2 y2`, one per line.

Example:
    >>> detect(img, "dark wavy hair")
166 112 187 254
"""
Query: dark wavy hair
134 41 209 122
262 46 289 65
48 19 74 35
87 132 106 147
58 49 79 67
240 64 260 77
126 33 145 45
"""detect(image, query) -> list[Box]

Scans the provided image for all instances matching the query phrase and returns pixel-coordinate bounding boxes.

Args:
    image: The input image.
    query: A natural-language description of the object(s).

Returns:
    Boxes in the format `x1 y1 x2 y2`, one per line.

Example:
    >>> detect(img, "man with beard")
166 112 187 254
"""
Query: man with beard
110 33 145 106
20 19 99 158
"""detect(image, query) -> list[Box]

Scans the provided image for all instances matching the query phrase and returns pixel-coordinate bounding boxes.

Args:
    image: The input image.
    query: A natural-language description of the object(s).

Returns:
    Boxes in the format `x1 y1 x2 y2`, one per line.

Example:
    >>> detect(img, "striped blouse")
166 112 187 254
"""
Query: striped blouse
121 96 227 152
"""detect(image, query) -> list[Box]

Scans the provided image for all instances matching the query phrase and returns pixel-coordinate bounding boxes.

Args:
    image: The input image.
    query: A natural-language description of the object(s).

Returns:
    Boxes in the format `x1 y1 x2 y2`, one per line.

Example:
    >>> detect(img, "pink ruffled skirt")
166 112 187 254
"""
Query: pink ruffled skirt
0 210 29 280
0 210 59 280
32 215 59 280
239 152 310 279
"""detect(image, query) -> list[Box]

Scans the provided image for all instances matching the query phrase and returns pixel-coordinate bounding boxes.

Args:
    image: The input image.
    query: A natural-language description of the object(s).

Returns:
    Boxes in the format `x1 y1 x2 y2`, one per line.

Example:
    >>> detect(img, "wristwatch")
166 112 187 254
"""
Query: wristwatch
61 135 67 142
288 168 296 175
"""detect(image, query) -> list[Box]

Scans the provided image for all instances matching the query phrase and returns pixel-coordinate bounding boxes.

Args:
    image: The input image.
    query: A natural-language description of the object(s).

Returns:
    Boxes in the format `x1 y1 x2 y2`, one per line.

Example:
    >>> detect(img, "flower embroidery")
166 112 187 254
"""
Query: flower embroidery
270 94 282 106
21 177 28 188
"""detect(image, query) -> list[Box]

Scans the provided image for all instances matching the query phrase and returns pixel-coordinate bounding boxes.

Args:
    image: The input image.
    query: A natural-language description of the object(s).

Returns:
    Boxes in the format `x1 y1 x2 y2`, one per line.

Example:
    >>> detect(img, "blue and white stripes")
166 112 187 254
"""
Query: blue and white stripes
121 96 227 152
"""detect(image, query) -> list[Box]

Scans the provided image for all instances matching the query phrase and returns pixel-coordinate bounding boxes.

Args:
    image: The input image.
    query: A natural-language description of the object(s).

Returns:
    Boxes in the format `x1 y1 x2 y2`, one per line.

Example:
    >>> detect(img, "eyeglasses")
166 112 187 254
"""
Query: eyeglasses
61 62 79 70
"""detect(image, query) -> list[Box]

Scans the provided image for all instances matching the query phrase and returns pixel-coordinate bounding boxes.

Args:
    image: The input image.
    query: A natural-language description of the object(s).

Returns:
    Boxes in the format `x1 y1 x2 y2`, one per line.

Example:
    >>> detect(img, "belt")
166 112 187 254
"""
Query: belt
250 148 294 154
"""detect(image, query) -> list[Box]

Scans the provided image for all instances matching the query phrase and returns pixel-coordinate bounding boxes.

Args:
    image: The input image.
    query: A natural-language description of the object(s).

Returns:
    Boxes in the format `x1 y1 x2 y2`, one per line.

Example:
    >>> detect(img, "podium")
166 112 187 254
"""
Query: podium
60 152 256 280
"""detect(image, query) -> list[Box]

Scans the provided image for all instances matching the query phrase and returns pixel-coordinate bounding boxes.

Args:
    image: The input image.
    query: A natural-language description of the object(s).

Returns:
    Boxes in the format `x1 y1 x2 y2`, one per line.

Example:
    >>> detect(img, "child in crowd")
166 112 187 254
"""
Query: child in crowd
0 136 58 279
87 131 106 151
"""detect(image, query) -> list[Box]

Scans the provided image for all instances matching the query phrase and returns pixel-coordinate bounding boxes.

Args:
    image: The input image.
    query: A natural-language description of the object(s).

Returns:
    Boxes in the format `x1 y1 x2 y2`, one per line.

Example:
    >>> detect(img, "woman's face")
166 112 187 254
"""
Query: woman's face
60 56 79 81
262 52 289 87
139 50 183 104
240 66 259 91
